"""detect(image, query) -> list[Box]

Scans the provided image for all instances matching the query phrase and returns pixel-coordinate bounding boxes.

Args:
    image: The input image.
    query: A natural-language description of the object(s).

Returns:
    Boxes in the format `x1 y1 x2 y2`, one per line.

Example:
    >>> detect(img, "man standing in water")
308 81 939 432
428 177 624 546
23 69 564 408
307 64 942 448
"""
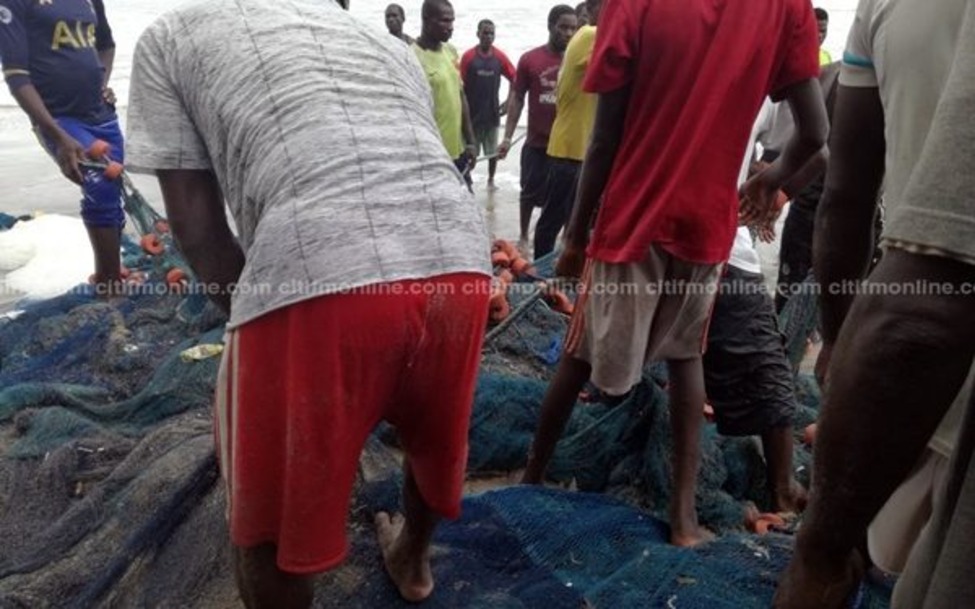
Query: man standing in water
126 0 491 606
414 0 477 189
385 3 413 44
0 0 123 294
497 4 577 245
533 0 601 259
461 19 516 190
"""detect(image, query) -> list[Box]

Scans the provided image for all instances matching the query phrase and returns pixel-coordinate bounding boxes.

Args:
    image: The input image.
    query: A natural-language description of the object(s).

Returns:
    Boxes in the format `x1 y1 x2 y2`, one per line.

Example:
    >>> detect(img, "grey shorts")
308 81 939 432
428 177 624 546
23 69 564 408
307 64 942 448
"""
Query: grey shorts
565 245 722 395
474 126 499 158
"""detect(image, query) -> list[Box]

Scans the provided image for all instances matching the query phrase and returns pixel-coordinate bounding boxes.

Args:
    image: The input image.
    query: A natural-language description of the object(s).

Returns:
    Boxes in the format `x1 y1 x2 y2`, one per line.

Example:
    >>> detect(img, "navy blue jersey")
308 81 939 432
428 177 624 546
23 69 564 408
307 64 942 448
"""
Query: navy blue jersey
460 46 516 130
0 0 115 123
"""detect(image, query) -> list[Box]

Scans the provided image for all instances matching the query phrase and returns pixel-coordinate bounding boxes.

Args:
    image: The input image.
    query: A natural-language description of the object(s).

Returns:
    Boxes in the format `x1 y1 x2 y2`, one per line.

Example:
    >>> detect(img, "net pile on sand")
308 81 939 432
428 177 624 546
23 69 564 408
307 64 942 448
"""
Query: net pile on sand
0 217 885 608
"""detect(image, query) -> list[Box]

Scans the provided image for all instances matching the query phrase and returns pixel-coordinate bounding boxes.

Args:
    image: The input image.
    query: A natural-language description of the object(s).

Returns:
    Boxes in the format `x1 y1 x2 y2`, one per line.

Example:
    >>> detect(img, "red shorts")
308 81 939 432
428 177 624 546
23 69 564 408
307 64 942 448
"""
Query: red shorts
214 273 490 574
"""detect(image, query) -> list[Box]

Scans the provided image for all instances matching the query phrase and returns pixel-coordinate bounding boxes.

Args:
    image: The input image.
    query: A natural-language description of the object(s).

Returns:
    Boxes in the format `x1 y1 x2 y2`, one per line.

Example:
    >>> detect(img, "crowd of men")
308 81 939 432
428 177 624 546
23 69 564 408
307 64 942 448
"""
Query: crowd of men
1 0 973 608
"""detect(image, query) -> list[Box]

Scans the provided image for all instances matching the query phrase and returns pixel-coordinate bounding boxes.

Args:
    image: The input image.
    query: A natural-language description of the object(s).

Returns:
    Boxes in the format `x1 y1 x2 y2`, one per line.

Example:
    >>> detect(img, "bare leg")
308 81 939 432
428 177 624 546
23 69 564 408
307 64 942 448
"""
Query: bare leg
522 355 592 484
488 158 498 187
376 458 438 603
667 356 714 547
519 198 533 243
775 250 975 608
762 425 807 513
85 225 122 297
235 543 314 609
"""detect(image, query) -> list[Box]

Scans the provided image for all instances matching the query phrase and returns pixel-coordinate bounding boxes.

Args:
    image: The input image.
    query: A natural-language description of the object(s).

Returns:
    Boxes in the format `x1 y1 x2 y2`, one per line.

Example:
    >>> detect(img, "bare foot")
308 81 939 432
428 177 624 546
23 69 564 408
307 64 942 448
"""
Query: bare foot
375 512 434 603
670 521 716 547
772 482 809 515
773 549 863 609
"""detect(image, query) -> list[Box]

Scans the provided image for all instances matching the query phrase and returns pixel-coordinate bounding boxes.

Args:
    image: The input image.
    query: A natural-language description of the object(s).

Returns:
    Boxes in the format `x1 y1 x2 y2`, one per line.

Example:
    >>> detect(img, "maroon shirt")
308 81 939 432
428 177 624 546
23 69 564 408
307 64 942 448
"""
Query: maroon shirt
514 44 562 149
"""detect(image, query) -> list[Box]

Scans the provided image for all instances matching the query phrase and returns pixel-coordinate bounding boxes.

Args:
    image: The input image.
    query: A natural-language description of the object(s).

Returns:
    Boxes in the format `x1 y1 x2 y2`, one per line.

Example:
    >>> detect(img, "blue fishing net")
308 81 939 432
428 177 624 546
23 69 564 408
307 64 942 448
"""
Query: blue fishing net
0 206 889 608
345 480 891 609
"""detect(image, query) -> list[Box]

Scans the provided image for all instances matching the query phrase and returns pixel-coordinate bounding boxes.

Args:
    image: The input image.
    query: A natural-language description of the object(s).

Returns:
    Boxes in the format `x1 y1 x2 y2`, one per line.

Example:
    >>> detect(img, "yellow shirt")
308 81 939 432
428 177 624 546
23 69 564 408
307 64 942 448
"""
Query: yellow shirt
819 48 833 66
547 25 597 161
413 43 463 158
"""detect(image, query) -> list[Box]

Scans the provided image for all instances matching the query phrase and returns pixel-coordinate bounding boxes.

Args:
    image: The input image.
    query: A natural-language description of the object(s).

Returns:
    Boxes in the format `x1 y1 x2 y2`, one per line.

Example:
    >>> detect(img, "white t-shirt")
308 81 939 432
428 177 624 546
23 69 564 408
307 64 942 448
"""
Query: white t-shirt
728 100 775 274
125 0 491 329
840 0 968 217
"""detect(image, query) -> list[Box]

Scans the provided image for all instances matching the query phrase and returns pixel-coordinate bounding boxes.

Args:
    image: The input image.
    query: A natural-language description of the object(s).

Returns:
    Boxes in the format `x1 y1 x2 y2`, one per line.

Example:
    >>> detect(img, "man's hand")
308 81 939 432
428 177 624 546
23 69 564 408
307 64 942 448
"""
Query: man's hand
755 198 787 243
739 169 783 228
555 245 586 280
464 144 478 172
55 133 86 184
497 137 512 160
102 87 117 107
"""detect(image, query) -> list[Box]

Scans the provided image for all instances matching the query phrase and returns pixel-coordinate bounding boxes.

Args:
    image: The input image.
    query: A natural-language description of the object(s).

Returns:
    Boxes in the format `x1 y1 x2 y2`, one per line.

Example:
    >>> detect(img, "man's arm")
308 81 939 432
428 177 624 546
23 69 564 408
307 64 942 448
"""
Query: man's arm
814 85 885 344
460 89 476 167
0 0 85 182
9 85 85 183
556 85 632 278
740 79 828 227
157 170 245 315
98 47 115 87
497 51 517 118
92 0 115 86
497 78 526 159
498 50 517 82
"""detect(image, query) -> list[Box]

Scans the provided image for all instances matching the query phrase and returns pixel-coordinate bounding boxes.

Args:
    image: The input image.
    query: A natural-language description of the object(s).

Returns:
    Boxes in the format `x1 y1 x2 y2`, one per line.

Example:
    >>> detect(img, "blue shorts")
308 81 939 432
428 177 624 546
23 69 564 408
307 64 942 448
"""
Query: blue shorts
40 117 125 229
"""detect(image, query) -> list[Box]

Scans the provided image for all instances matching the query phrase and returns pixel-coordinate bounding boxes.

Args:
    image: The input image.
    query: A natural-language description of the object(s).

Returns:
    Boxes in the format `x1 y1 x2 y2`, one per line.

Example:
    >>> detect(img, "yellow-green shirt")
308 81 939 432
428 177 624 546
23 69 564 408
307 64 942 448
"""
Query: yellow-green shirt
413 43 464 158
547 25 598 161
819 48 833 66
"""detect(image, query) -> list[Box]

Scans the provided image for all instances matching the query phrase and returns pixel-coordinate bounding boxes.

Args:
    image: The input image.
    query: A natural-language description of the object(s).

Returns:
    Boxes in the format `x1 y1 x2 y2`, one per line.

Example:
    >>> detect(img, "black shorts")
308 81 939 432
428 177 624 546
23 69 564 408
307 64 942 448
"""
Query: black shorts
776 190 818 312
703 266 797 436
520 145 550 208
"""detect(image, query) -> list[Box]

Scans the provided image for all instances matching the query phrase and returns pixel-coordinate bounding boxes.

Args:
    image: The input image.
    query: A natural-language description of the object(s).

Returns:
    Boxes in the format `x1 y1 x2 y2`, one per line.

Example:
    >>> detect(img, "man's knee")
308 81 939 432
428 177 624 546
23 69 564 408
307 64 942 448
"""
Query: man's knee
80 173 125 228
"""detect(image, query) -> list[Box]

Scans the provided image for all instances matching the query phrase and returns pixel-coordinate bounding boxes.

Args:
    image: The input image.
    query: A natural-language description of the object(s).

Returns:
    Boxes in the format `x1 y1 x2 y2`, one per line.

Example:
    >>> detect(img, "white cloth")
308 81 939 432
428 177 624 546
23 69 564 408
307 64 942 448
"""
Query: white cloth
727 99 775 274
125 0 491 329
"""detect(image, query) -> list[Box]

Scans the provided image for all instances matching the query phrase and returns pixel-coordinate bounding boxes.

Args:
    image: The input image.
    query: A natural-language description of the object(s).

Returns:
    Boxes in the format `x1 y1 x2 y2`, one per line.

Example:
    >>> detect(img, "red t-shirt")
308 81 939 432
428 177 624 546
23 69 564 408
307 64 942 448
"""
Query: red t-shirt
514 45 563 149
583 0 820 265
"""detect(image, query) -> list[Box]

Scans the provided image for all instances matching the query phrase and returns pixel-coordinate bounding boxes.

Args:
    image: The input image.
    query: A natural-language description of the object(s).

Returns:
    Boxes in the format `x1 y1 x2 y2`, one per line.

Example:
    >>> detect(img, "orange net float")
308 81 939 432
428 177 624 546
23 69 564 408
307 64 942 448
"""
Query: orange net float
491 251 511 268
87 139 111 159
166 268 188 292
103 161 124 180
492 239 520 261
744 507 786 536
802 423 817 447
488 280 510 322
489 292 510 322
497 269 515 286
140 234 165 256
543 288 574 316
510 257 535 277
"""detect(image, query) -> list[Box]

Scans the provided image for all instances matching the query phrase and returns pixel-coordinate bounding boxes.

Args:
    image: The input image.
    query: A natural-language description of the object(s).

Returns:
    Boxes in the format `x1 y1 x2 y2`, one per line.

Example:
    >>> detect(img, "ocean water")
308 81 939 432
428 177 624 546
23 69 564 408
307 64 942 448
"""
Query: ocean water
0 0 858 305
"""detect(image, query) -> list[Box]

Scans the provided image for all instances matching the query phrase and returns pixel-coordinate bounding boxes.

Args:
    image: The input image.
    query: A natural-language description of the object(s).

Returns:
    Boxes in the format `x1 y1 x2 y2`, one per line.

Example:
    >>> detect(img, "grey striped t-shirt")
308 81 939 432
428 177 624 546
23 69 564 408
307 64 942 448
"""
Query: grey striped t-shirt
125 0 491 328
